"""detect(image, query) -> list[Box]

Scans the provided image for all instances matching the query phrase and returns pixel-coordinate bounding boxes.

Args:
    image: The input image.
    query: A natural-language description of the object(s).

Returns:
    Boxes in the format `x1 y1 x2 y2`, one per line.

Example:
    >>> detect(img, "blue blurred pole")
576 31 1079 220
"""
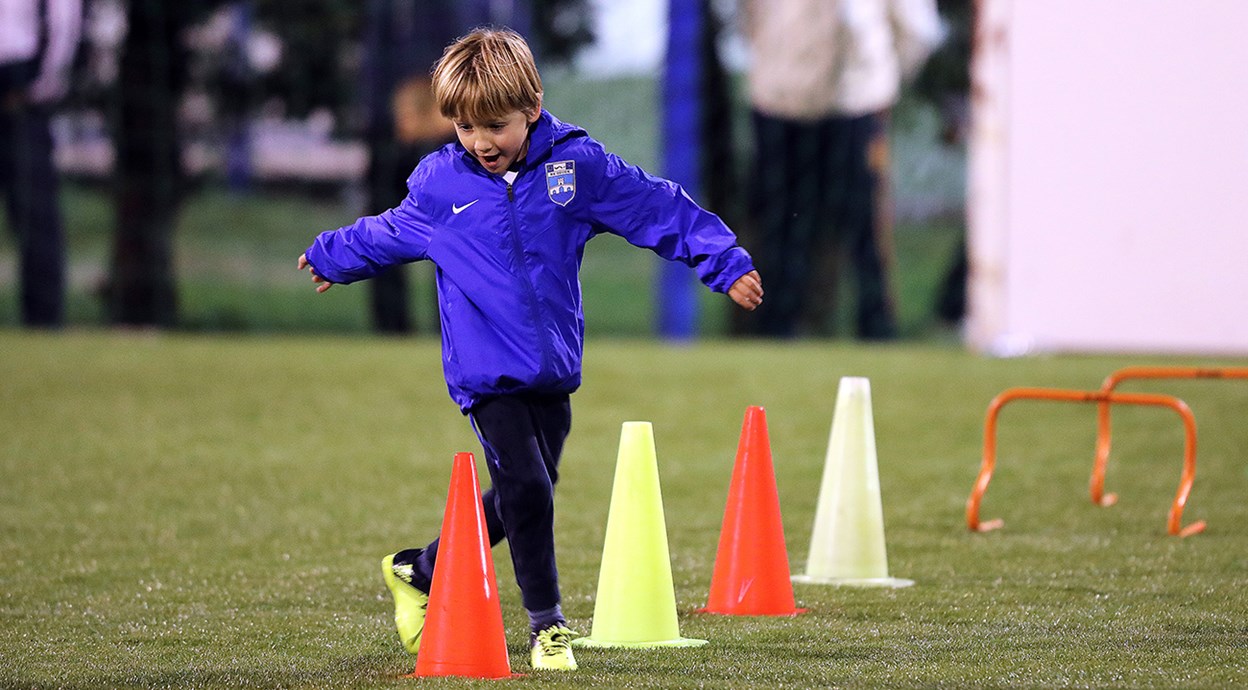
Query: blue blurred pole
658 0 702 340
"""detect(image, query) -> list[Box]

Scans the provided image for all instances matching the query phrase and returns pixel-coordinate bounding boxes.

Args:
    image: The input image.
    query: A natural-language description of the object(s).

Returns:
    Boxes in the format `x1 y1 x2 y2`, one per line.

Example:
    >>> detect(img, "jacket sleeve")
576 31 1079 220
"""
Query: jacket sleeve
303 191 434 285
28 0 83 103
889 0 945 81
587 149 755 294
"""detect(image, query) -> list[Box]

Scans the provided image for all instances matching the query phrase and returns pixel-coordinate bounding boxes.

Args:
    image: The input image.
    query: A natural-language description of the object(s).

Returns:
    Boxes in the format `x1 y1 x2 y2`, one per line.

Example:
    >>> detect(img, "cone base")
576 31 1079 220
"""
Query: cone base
572 636 708 649
694 607 807 617
405 667 519 680
791 575 914 588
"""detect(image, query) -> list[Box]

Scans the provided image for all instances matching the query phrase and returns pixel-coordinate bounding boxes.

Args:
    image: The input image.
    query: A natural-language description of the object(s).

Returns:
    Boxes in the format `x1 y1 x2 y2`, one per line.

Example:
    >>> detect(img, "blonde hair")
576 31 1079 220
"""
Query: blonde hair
432 28 543 123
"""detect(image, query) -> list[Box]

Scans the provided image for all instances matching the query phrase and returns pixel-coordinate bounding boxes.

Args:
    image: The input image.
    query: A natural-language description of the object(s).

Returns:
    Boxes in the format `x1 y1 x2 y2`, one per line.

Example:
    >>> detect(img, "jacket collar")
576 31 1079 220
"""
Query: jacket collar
455 110 581 173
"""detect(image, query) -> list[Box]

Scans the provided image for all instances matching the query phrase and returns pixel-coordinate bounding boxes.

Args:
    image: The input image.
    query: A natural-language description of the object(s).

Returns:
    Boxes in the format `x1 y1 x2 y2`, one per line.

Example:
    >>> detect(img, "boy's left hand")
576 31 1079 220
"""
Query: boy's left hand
729 270 763 311
297 254 334 293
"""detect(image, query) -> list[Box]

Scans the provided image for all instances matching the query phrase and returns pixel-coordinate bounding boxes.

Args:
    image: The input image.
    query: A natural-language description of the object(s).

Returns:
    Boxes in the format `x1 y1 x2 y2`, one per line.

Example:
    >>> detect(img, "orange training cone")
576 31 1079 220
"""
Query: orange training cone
699 406 805 616
409 452 513 679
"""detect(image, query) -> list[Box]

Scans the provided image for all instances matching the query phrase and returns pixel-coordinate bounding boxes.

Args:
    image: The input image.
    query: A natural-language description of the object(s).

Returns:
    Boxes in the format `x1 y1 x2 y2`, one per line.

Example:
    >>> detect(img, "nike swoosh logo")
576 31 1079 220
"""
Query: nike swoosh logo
452 200 479 214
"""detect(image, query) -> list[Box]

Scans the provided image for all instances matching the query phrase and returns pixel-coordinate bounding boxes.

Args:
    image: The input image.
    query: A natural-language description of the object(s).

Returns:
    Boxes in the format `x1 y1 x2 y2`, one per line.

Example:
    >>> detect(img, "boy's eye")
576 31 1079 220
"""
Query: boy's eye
456 123 473 132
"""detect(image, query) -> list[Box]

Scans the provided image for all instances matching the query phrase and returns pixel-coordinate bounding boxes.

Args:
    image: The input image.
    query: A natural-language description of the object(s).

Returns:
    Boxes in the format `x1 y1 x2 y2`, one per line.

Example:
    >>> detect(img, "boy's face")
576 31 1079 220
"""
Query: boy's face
453 108 541 175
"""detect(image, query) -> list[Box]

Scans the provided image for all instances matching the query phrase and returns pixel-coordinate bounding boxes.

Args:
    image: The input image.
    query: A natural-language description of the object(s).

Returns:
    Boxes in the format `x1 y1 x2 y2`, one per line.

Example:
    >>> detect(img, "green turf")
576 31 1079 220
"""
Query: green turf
3 332 1247 688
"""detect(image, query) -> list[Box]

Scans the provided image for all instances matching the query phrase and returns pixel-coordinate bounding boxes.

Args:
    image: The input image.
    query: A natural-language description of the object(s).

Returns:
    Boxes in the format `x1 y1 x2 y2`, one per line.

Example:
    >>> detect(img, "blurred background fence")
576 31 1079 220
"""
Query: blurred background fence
0 0 968 337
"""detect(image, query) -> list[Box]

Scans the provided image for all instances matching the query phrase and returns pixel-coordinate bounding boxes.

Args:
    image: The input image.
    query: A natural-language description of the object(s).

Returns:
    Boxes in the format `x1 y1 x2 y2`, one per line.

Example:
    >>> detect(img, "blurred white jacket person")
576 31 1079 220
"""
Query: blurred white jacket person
0 0 82 327
739 0 942 338
0 0 83 103
742 0 943 119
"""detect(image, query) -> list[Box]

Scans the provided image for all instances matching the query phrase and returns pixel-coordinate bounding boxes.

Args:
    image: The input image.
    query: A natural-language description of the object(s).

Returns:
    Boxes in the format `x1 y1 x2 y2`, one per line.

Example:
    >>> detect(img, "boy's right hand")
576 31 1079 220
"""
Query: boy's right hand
297 254 334 293
729 270 763 311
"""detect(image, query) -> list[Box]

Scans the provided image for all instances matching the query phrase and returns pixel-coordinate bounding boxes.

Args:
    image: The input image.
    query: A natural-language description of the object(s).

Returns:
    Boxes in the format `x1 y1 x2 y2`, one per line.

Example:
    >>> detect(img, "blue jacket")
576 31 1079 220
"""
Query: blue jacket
305 110 755 411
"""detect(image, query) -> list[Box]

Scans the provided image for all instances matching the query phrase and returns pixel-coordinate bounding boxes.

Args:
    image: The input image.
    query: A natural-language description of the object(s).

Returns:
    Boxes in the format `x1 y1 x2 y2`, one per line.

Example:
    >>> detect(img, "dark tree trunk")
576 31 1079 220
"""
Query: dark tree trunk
108 0 190 327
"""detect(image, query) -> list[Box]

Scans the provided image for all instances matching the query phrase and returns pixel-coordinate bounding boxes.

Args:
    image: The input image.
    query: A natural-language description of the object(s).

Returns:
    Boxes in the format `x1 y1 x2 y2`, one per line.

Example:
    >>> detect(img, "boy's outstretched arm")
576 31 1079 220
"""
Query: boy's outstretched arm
297 254 334 293
729 270 763 311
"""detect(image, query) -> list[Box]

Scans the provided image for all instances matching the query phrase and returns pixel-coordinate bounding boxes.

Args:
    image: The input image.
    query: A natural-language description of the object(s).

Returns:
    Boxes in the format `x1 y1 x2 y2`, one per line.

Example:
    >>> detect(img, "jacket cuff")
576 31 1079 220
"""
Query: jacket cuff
702 247 756 293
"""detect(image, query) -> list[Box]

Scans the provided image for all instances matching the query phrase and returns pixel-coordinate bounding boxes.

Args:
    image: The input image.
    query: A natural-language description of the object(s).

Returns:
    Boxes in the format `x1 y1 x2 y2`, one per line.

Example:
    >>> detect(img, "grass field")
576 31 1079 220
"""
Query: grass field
3 333 1248 688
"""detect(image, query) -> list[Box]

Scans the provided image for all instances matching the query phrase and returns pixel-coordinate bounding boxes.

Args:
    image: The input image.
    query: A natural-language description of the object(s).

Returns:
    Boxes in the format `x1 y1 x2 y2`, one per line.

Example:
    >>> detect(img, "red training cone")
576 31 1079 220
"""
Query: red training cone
699 407 805 616
409 452 513 679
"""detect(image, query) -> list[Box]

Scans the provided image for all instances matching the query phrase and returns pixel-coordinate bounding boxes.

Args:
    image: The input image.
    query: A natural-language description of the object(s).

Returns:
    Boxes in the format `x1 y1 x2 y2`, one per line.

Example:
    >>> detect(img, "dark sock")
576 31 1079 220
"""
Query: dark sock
527 604 565 637
391 548 431 592
393 548 423 567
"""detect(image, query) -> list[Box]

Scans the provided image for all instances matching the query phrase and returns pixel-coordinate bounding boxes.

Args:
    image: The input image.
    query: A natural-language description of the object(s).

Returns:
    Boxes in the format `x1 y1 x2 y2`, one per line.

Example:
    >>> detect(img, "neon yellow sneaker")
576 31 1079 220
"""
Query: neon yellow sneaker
381 553 429 655
530 624 578 671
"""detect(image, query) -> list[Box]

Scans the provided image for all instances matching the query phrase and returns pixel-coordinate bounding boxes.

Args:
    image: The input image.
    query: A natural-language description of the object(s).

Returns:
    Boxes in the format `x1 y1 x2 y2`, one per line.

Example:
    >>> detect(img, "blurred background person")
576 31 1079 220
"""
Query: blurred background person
741 0 942 339
0 0 82 328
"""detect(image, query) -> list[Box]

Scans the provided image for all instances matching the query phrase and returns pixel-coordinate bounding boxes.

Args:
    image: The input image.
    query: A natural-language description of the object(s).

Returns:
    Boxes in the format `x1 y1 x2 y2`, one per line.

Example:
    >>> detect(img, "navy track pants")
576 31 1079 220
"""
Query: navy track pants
401 393 571 612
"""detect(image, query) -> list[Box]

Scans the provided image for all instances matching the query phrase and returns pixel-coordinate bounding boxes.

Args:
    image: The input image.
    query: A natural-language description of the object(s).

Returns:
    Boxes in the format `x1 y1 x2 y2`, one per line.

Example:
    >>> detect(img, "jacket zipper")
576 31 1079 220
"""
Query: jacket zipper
505 178 554 377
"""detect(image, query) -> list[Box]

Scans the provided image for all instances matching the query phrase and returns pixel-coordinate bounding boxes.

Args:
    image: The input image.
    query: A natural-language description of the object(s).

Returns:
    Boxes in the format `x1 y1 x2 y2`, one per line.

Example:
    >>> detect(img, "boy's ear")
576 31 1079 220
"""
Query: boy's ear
526 95 543 124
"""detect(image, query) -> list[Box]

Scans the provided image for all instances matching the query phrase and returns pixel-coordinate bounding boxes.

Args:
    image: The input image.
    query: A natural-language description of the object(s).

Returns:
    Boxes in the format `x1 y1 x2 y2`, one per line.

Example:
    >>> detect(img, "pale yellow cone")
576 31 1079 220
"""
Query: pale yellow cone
793 377 913 588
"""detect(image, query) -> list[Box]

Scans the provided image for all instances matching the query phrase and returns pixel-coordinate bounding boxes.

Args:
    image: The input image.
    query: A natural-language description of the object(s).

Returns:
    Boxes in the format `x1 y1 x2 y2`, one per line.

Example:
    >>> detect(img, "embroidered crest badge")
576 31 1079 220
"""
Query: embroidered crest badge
545 160 576 206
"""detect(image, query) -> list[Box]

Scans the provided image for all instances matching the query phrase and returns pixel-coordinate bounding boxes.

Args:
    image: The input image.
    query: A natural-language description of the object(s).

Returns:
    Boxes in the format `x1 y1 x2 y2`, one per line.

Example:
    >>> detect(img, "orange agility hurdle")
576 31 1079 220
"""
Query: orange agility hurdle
1091 366 1248 507
966 387 1206 538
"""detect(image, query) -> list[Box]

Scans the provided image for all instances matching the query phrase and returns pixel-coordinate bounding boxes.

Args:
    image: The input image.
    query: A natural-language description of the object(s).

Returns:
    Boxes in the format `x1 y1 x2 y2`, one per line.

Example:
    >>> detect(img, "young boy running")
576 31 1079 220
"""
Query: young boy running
298 27 763 672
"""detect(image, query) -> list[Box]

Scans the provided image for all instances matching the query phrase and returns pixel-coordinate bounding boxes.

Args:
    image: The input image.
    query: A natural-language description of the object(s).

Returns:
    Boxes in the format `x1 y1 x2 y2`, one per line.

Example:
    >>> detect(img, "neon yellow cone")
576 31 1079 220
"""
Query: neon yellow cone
792 377 913 588
574 422 708 648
